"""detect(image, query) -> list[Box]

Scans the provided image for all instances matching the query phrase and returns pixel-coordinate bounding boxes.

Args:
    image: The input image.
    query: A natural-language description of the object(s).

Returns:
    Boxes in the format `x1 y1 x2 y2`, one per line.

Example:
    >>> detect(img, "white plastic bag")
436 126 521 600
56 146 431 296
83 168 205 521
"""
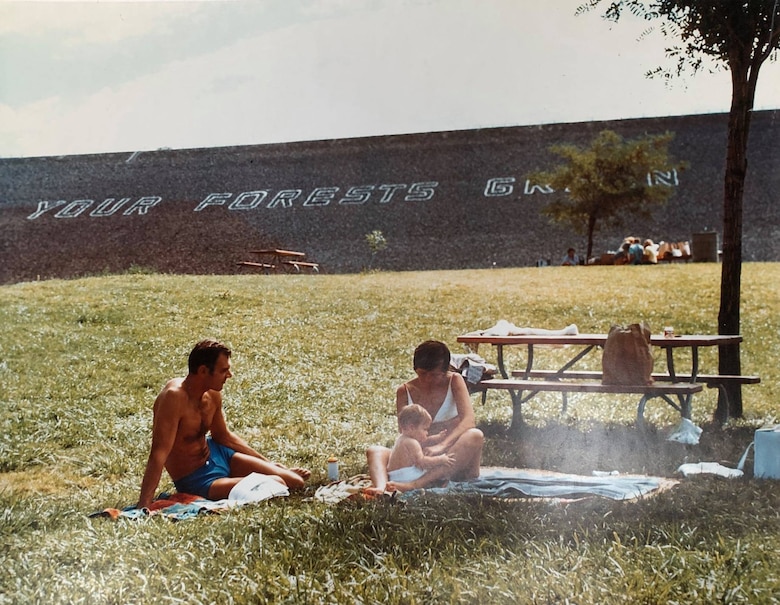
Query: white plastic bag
666 418 703 445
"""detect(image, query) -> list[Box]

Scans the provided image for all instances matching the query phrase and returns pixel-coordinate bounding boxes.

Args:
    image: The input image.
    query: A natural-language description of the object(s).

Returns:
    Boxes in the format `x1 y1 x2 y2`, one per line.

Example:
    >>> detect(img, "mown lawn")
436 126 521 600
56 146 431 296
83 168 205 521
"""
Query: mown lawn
1 264 778 604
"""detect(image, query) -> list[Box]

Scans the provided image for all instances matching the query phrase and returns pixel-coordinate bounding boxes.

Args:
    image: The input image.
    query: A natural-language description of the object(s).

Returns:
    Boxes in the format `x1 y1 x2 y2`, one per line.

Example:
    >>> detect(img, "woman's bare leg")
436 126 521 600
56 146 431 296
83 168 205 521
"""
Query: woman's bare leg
366 445 391 492
448 428 484 480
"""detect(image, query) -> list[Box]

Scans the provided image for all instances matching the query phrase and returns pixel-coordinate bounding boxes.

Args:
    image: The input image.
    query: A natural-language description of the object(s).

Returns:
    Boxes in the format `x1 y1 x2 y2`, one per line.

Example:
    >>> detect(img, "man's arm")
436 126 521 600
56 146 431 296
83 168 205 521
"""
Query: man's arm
137 390 180 508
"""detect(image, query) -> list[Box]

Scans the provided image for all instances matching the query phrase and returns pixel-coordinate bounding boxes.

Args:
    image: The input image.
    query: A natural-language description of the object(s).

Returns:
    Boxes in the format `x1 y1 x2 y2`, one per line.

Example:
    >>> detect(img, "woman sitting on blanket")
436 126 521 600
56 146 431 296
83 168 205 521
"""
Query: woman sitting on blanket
366 340 484 493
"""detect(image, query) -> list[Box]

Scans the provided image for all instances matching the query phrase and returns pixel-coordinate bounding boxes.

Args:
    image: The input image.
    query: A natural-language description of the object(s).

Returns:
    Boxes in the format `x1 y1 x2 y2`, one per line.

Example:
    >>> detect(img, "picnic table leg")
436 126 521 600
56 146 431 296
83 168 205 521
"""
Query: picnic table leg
683 346 700 419
637 393 688 425
509 389 525 433
712 384 730 422
665 346 696 422
525 344 534 376
666 347 677 380
556 345 597 374
552 344 595 415
636 394 650 427
496 344 509 378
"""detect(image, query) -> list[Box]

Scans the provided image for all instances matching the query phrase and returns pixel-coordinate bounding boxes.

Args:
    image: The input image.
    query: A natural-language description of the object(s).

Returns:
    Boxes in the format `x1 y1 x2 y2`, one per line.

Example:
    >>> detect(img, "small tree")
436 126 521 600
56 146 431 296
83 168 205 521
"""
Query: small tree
365 229 387 269
529 129 684 260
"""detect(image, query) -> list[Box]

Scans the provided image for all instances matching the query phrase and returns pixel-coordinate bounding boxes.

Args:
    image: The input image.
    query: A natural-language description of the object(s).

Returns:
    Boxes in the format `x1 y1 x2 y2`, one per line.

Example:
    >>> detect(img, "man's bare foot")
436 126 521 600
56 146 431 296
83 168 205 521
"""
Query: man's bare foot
292 467 311 480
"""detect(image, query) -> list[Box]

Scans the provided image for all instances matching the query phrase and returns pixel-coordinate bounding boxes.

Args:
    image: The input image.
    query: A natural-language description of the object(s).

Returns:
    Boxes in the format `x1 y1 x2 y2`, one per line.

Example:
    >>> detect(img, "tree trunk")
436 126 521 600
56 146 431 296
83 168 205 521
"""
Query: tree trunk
586 214 597 261
716 56 757 421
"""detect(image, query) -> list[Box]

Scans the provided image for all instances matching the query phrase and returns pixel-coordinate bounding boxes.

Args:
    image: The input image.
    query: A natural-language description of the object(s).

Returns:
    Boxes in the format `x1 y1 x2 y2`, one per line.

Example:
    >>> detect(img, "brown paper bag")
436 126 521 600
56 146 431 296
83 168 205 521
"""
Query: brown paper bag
602 322 654 385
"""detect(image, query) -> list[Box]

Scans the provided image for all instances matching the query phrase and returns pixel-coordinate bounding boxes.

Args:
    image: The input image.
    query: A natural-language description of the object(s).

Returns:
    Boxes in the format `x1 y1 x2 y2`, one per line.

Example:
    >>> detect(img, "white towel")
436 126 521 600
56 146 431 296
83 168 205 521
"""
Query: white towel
228 472 289 504
478 320 579 337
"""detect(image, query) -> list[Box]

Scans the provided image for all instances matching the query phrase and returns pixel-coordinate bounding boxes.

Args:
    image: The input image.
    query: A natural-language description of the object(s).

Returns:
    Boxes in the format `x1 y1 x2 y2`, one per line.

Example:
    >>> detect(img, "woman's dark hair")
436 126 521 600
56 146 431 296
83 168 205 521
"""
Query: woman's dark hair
413 340 451 372
188 339 231 374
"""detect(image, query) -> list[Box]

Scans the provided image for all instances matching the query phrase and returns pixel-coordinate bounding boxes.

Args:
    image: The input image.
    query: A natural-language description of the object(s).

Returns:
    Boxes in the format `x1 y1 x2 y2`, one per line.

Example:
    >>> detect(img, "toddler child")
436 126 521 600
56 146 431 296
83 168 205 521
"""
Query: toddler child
386 404 455 492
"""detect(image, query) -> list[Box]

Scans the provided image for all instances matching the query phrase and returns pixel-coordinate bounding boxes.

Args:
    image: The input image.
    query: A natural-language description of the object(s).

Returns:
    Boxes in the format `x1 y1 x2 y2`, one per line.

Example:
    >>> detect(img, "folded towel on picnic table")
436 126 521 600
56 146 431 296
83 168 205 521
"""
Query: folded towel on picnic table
466 321 579 338
90 472 289 521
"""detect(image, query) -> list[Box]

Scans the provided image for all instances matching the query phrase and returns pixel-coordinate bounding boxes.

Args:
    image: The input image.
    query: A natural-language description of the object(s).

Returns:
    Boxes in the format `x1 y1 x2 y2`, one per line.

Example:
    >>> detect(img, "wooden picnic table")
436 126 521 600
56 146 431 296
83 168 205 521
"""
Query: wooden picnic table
246 249 320 273
250 249 305 264
456 331 755 429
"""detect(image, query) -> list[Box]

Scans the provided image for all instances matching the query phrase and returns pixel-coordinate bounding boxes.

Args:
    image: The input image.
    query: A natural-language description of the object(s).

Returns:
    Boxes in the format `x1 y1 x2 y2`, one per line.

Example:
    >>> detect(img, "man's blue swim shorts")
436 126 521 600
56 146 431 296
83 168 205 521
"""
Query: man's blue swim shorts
173 437 236 498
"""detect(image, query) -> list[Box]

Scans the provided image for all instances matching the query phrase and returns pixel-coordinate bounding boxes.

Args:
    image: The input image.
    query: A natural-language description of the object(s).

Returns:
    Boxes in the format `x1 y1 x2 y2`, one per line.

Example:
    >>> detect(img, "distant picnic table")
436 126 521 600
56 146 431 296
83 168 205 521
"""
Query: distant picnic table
237 249 320 274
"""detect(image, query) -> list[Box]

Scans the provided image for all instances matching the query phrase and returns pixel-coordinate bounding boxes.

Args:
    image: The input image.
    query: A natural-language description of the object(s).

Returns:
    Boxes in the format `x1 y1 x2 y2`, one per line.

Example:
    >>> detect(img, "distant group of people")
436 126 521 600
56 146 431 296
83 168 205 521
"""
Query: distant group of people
560 237 665 267
138 339 483 507
613 237 659 265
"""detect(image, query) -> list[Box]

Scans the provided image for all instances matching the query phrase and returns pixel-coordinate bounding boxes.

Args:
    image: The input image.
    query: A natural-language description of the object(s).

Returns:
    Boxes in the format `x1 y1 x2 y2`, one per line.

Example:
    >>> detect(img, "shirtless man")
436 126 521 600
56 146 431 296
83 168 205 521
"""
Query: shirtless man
137 340 310 509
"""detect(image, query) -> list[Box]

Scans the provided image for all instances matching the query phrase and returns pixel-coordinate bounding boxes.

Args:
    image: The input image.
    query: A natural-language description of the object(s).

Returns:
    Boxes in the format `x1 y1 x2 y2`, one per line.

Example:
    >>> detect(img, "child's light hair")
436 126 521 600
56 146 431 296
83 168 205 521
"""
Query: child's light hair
398 404 432 430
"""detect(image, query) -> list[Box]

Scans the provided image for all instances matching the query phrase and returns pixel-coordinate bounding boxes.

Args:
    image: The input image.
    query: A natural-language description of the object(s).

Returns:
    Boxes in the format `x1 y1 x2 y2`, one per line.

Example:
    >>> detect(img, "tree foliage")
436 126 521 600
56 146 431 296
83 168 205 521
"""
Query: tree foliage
365 229 388 270
530 129 684 260
577 0 780 419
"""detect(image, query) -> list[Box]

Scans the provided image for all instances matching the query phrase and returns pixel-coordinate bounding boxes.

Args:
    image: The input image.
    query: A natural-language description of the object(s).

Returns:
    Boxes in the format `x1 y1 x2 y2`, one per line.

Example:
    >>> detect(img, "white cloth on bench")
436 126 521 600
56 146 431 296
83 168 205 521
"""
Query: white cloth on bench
466 320 579 337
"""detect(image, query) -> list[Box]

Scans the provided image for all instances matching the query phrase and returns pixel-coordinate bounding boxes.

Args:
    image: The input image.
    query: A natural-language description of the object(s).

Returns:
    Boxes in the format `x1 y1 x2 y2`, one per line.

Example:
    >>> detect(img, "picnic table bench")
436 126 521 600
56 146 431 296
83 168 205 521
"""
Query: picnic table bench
282 260 320 273
513 369 760 391
457 332 756 430
236 261 276 274
480 378 703 426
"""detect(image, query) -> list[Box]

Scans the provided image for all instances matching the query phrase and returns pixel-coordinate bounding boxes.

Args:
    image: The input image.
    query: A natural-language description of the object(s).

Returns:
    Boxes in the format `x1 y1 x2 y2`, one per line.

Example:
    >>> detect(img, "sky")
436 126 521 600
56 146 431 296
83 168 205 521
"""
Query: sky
1 0 779 159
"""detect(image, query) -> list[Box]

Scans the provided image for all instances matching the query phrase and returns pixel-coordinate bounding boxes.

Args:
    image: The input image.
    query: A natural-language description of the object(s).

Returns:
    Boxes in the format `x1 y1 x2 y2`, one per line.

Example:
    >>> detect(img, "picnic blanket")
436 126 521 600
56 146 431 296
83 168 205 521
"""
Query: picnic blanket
313 468 676 504
408 468 673 501
90 472 289 521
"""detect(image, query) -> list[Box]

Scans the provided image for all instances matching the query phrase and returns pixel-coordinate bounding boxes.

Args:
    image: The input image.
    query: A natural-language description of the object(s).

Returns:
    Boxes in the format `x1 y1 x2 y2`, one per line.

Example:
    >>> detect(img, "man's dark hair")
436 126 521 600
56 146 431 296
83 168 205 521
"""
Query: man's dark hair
413 340 451 372
188 339 231 374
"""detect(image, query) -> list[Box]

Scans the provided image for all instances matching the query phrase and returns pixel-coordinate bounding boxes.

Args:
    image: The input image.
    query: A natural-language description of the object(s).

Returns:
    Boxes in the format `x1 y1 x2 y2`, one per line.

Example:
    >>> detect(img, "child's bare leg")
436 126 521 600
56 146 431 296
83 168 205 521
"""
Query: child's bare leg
387 465 451 492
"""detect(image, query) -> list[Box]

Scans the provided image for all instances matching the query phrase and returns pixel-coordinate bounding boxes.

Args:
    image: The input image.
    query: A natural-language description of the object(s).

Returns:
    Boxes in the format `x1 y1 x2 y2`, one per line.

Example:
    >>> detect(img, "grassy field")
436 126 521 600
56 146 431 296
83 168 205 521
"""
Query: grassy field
1 263 779 604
